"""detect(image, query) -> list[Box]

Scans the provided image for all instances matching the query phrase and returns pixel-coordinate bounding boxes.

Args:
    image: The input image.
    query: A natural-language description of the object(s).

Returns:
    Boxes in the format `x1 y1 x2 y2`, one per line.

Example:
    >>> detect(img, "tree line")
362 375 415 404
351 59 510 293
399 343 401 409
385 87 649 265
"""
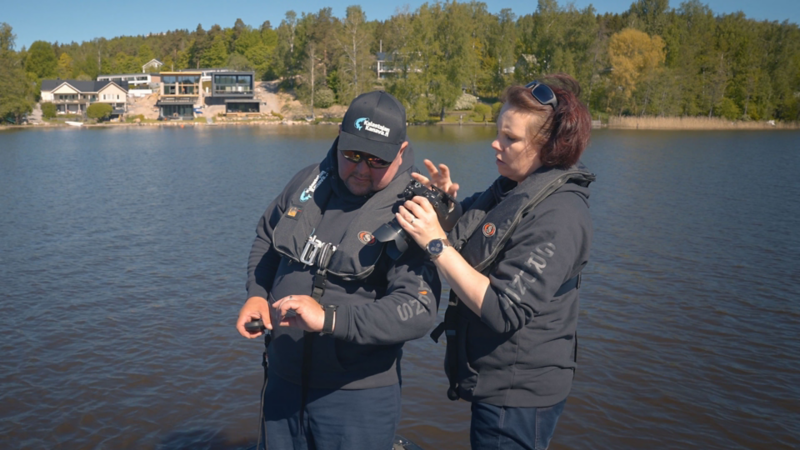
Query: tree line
2 0 799 123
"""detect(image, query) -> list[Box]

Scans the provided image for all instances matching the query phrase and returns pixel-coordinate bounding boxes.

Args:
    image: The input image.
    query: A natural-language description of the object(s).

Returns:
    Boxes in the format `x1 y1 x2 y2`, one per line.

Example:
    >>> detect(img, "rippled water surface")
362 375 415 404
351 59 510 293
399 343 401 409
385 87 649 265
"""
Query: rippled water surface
1 126 799 449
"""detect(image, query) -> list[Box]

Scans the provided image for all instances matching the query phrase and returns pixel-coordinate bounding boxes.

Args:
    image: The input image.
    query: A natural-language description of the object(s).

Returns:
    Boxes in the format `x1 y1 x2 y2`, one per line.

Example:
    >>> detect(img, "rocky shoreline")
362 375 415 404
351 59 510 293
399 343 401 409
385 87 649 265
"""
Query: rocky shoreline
3 117 798 131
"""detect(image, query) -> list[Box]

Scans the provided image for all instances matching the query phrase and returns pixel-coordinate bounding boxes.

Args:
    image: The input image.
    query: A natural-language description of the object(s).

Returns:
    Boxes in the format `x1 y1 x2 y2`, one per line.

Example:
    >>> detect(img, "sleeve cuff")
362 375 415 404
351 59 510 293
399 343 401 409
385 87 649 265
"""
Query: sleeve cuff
246 285 269 301
331 305 350 340
479 285 508 334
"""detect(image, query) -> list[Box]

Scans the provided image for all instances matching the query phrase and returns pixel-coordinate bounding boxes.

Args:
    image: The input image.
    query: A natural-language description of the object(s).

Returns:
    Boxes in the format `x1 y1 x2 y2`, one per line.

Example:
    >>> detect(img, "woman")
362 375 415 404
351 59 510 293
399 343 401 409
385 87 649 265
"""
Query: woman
397 74 594 449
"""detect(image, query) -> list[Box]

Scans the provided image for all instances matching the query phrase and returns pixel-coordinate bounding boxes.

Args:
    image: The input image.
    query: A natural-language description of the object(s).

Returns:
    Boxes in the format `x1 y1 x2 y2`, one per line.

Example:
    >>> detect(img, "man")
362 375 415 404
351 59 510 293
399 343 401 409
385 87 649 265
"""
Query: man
236 91 441 450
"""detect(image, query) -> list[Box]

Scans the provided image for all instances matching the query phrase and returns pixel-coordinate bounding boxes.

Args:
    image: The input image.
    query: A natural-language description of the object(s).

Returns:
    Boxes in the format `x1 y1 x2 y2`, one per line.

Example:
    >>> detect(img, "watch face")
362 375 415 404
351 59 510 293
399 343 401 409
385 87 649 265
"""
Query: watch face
428 239 444 255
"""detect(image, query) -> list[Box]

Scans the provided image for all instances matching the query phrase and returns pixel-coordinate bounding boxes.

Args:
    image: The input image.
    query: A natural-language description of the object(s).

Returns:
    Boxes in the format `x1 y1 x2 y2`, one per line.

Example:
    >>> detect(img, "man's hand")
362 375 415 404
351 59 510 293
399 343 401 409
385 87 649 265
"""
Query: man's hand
236 296 273 338
272 295 325 333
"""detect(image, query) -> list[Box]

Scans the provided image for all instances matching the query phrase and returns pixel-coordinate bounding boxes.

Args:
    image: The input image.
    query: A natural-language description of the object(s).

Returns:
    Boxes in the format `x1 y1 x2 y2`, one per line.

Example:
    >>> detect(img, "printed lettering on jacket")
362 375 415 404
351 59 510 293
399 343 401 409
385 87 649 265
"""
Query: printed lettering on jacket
500 242 556 310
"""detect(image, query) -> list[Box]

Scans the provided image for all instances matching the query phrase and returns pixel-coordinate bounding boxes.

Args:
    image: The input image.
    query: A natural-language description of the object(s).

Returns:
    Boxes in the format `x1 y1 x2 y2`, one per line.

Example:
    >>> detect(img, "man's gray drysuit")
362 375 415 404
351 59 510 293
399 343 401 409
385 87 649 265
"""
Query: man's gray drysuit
247 140 441 391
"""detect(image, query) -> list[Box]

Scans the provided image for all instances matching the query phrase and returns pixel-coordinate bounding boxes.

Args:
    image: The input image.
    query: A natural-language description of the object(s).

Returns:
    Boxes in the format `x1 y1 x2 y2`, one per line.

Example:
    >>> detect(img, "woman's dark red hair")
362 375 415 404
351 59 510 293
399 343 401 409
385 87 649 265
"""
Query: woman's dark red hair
502 73 591 168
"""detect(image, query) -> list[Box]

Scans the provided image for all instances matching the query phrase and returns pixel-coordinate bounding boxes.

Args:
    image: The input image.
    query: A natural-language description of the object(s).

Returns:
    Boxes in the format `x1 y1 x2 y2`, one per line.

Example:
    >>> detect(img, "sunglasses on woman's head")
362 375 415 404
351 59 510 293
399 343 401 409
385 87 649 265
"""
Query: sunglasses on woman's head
340 150 393 169
525 81 558 110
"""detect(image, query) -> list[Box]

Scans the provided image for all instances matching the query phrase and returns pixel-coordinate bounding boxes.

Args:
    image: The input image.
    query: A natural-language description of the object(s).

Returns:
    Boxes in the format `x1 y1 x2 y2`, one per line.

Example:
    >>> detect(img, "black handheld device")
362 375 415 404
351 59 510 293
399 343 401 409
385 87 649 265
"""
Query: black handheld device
245 319 266 333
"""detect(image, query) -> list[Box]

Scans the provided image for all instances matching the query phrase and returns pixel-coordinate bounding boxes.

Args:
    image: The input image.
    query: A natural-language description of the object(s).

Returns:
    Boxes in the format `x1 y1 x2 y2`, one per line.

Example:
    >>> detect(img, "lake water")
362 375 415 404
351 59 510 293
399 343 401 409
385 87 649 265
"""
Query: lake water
1 125 799 449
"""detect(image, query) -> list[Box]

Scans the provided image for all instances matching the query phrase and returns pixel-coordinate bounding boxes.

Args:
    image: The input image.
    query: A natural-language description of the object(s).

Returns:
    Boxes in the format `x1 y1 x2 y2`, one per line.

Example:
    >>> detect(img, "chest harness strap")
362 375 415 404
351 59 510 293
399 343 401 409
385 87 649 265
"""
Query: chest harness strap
299 233 337 432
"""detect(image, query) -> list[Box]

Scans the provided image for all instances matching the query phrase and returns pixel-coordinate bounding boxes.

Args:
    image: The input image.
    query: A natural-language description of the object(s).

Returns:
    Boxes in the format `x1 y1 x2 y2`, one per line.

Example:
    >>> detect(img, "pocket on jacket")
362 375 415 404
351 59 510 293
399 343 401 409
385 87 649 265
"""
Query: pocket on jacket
311 335 347 373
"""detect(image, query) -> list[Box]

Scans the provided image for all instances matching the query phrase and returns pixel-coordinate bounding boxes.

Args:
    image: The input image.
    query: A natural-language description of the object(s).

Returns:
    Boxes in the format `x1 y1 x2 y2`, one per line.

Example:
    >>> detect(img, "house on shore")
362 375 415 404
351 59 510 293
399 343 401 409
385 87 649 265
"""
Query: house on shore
142 59 164 73
40 79 129 117
376 51 422 79
376 52 399 79
97 73 160 88
204 71 260 114
157 71 201 119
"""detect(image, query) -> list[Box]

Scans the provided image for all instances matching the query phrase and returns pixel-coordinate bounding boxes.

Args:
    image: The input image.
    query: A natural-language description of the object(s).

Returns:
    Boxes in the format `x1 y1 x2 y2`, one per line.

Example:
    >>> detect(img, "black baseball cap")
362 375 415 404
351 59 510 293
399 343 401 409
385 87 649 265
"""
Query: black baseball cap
338 91 407 162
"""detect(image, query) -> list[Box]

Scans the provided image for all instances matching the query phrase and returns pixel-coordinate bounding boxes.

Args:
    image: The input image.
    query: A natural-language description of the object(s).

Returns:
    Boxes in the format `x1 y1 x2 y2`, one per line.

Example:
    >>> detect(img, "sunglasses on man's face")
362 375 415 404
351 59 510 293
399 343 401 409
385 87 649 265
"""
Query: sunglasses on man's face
525 81 558 110
340 150 393 169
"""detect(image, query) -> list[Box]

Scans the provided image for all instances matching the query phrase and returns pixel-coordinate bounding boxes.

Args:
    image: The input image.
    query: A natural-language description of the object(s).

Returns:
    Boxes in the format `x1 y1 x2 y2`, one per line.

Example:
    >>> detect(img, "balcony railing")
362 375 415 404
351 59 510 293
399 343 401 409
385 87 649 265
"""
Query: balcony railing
53 99 91 104
213 87 253 96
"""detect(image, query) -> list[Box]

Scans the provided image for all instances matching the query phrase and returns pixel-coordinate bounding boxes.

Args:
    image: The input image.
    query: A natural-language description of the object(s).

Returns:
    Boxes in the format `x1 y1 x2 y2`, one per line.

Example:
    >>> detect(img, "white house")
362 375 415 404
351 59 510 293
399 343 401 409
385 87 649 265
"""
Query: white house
40 80 129 116
97 73 160 88
142 59 163 73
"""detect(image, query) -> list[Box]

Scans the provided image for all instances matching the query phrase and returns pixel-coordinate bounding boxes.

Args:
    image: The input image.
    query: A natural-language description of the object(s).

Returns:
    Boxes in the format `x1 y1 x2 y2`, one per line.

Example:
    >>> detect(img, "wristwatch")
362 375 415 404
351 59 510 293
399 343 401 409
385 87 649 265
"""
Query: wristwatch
322 304 338 334
426 238 452 260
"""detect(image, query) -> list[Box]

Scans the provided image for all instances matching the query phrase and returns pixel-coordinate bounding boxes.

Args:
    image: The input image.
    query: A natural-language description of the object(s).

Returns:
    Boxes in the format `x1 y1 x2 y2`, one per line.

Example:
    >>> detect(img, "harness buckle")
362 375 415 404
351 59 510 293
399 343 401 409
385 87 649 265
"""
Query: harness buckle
300 233 338 269
300 234 324 266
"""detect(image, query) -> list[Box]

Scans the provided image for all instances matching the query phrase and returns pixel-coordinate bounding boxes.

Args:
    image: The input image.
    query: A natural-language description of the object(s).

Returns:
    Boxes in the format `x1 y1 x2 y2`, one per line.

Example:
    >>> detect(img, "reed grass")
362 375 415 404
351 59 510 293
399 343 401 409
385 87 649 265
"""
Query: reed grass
608 116 800 130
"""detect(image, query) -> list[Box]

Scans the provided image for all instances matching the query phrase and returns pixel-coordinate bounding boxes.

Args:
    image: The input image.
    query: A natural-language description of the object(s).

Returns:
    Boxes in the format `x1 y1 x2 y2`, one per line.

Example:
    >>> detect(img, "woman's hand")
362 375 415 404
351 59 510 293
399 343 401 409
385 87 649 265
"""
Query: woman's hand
412 159 460 199
396 196 448 249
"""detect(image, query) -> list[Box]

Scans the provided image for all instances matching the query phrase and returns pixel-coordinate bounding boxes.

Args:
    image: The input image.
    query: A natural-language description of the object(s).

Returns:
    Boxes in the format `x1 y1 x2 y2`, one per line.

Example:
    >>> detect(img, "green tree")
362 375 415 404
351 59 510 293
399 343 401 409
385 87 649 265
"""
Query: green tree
245 43 273 79
201 35 229 67
717 97 740 120
234 27 261 55
0 23 35 123
314 86 335 108
483 8 516 96
336 5 374 102
87 102 113 120
629 0 670 36
112 52 137 73
473 102 491 121
57 52 74 78
274 11 299 82
189 24 210 68
226 53 252 70
25 41 58 79
515 1 597 91
669 0 717 116
176 44 191 70
138 43 155 70
41 102 57 119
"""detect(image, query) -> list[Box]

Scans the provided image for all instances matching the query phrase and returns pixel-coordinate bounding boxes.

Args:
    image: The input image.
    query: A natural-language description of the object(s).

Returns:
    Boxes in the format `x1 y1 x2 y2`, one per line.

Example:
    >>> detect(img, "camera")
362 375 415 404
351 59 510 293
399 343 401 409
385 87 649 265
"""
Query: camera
374 180 456 259
401 180 455 218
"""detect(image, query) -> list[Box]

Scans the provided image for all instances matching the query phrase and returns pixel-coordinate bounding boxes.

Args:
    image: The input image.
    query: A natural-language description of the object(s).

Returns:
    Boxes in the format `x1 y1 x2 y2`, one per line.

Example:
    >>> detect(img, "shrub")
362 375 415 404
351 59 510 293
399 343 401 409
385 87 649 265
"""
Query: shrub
717 98 741 121
87 103 113 121
314 87 336 109
41 102 57 119
454 93 478 110
270 110 284 120
491 102 503 122
473 103 491 121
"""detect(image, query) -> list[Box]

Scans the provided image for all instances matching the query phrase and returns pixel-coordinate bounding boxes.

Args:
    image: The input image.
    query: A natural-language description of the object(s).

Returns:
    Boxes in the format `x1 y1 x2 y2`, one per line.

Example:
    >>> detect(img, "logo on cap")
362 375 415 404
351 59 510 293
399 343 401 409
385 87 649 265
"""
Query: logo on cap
354 117 391 137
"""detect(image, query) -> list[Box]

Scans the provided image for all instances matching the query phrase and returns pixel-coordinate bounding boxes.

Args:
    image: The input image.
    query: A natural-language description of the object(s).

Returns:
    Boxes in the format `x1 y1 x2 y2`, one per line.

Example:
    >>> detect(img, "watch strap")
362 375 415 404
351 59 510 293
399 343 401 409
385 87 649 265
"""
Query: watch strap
322 304 338 334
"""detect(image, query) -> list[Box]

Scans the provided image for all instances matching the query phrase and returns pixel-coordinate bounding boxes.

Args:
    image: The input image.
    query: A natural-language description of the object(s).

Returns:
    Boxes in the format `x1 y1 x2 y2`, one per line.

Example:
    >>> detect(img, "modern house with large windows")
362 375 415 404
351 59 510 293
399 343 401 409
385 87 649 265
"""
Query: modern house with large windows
40 79 129 116
157 71 201 119
205 71 260 114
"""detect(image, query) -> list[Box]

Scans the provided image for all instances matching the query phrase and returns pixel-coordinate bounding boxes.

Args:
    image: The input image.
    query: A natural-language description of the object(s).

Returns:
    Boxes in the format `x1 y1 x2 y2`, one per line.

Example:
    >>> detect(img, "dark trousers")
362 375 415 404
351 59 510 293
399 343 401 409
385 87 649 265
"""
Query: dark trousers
470 399 566 450
260 374 401 450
